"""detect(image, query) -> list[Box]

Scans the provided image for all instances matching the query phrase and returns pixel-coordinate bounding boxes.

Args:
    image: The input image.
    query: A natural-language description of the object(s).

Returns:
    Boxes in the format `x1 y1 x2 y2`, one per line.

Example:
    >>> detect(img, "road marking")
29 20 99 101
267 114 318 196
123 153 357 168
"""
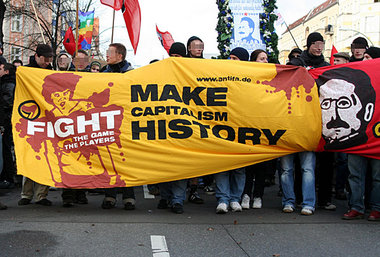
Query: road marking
151 235 170 257
143 185 155 199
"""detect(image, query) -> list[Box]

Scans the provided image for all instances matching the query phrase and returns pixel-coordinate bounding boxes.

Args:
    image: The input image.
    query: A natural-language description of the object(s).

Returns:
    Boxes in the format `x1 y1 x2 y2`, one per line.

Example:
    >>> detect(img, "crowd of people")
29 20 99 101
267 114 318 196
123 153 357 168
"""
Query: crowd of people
0 32 380 222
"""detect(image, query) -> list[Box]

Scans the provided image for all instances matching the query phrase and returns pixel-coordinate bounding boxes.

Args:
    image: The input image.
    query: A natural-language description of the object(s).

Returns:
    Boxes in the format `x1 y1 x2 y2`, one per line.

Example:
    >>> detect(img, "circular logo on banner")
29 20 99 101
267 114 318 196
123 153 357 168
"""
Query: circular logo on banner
18 100 41 120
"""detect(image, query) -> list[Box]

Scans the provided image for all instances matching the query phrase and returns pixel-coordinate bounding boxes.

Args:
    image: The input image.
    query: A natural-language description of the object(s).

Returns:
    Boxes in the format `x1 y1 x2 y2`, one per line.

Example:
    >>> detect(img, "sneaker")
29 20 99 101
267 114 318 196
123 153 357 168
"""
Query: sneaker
252 197 262 209
368 210 380 221
301 208 314 215
171 203 184 214
101 200 115 209
282 205 294 213
188 192 204 204
320 202 336 211
342 209 364 220
216 202 228 214
230 202 242 212
124 198 136 210
36 199 52 206
157 199 169 209
241 194 250 210
18 198 31 206
124 202 135 210
203 186 215 195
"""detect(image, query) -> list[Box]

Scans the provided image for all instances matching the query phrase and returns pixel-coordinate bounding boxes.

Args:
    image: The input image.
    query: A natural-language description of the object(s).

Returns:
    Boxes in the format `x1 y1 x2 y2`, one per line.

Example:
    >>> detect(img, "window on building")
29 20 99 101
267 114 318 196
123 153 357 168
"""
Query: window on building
11 47 21 61
11 14 22 32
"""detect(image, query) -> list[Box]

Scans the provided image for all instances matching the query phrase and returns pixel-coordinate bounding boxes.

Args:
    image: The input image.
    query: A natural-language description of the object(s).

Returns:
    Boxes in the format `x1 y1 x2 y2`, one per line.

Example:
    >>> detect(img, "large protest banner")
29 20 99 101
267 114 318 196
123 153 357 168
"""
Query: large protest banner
309 58 380 159
13 58 321 188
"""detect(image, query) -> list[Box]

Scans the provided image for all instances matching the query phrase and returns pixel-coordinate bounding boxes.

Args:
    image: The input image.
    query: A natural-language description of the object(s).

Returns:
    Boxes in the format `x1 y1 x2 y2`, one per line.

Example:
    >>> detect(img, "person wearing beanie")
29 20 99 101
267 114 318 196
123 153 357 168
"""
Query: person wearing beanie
364 46 380 60
287 48 302 63
350 37 369 62
90 61 101 72
229 47 249 61
299 32 329 69
55 51 72 71
169 42 187 57
186 36 204 58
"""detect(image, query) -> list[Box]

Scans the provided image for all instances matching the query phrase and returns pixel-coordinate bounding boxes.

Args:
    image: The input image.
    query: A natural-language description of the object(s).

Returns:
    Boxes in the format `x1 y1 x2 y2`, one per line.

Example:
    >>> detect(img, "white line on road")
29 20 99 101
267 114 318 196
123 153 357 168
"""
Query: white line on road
143 185 155 199
151 235 170 257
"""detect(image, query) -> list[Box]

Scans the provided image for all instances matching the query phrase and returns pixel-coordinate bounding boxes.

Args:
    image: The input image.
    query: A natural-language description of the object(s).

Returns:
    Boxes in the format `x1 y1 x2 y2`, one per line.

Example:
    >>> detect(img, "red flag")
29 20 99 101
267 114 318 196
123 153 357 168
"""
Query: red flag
330 45 338 65
156 25 175 54
100 0 123 11
63 27 84 56
121 0 141 54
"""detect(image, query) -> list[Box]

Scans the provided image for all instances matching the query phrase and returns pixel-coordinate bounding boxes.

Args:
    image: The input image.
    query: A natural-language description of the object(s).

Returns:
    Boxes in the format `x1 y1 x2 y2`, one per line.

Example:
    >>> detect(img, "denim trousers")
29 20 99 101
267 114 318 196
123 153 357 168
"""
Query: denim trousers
347 154 380 212
214 168 246 205
158 179 187 205
280 152 316 210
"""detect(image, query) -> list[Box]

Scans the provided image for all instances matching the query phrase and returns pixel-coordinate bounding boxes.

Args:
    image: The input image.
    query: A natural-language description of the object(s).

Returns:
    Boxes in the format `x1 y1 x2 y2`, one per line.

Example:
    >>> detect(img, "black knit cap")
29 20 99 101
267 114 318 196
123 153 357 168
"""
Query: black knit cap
351 37 369 49
288 48 302 60
186 36 203 49
365 47 380 59
230 47 249 61
169 42 187 57
307 32 324 49
36 44 54 57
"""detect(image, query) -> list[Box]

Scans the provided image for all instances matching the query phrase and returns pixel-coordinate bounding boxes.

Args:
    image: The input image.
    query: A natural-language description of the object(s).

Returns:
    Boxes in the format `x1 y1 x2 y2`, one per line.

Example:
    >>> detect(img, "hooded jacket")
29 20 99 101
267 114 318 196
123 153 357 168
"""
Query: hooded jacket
55 52 72 71
0 71 16 126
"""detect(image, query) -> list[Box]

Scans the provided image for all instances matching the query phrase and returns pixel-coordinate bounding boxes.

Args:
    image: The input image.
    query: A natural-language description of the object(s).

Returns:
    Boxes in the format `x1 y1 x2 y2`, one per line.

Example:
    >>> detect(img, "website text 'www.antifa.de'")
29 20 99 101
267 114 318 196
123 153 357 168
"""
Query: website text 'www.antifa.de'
196 75 252 83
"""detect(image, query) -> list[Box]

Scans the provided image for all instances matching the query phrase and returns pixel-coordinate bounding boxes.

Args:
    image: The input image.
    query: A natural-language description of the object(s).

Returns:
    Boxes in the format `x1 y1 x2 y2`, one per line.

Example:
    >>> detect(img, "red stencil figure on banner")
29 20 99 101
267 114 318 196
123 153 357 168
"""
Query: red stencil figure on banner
15 73 126 188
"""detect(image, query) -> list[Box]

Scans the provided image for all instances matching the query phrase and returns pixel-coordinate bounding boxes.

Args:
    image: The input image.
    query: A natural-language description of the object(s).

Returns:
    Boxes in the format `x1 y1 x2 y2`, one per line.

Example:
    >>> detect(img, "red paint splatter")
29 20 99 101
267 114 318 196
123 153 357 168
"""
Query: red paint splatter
108 82 114 87
122 158 125 162
87 162 92 166
36 155 41 160
306 95 313 102
262 65 315 101
120 152 124 156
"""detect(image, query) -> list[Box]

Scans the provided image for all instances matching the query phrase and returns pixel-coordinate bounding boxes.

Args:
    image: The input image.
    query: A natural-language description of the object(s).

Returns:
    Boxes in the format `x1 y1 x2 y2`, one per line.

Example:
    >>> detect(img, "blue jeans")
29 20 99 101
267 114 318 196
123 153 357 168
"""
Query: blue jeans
214 168 246 205
158 179 187 205
280 152 316 210
347 154 380 213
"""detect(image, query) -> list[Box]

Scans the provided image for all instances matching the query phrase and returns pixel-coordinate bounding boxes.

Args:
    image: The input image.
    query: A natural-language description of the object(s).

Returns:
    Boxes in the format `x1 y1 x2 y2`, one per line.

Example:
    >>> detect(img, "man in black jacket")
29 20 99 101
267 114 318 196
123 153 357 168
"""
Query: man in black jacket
299 32 329 69
0 63 16 192
18 44 53 206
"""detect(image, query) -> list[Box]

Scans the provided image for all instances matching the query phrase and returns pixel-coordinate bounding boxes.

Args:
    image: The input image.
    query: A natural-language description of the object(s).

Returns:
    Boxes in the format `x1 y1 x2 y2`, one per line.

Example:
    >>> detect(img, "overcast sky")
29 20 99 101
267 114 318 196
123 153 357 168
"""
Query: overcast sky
95 0 327 66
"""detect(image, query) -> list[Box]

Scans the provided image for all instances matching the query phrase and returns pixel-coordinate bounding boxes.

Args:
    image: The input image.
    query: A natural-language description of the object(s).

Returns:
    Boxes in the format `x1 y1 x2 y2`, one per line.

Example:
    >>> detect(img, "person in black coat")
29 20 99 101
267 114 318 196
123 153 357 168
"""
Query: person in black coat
299 32 329 69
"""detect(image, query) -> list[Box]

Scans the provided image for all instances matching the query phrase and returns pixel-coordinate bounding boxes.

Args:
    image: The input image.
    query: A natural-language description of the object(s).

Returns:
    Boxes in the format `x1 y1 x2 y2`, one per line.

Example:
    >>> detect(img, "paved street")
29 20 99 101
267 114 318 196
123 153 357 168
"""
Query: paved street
0 183 379 257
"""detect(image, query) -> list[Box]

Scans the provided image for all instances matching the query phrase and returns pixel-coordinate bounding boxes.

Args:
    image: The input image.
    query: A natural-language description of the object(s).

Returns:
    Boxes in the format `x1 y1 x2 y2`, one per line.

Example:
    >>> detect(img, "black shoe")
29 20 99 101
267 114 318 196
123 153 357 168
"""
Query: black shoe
18 198 31 206
36 199 52 206
171 203 184 214
62 200 74 208
0 202 7 210
75 194 88 204
188 192 204 204
101 200 115 209
157 199 169 209
124 202 135 210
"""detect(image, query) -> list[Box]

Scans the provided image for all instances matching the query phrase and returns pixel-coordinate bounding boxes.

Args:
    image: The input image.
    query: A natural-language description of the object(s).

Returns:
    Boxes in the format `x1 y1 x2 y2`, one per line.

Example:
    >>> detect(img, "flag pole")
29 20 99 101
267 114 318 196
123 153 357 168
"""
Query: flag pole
30 0 46 44
111 9 115 43
75 0 79 71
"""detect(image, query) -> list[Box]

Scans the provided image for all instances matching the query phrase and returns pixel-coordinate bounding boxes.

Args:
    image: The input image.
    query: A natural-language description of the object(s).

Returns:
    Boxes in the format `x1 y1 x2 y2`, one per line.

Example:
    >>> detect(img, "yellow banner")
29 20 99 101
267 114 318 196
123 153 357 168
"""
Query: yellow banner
13 58 321 188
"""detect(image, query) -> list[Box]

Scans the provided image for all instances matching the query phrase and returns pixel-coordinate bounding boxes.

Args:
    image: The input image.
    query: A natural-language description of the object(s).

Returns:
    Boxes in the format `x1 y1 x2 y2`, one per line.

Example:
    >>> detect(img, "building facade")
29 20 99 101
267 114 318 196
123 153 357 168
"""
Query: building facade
278 0 380 64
